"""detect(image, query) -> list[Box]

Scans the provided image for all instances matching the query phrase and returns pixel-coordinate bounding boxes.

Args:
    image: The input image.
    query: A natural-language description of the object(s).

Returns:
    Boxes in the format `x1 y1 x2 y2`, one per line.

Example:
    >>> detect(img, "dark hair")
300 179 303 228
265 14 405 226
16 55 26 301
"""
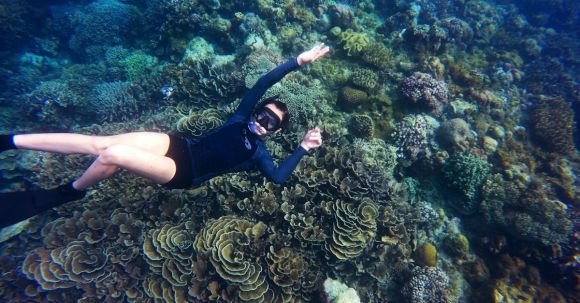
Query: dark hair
256 95 291 131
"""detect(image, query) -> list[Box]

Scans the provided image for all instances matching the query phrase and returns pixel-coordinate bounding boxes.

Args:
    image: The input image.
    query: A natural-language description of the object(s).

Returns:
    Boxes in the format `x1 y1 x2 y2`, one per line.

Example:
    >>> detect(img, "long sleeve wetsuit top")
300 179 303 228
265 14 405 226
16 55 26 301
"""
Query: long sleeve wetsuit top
185 57 308 187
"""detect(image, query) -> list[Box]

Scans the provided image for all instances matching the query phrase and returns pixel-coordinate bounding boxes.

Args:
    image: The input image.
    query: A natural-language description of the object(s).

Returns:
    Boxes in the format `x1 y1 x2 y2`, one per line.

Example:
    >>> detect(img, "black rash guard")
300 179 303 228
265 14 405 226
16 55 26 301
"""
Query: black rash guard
180 57 308 188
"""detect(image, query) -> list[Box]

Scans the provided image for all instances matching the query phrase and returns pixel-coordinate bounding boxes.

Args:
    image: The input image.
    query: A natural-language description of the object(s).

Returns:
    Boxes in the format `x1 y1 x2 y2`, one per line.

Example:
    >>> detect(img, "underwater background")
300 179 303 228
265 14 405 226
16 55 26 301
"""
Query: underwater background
0 0 578 302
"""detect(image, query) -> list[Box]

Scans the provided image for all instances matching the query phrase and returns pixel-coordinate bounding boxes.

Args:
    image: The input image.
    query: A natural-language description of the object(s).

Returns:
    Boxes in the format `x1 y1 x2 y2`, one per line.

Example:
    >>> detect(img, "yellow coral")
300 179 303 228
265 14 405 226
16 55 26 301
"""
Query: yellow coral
339 29 370 56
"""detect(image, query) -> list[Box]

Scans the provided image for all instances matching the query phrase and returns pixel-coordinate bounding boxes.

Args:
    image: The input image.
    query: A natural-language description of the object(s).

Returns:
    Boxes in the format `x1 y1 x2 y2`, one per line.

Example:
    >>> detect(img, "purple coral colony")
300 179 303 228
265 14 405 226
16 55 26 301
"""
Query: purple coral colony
0 0 578 302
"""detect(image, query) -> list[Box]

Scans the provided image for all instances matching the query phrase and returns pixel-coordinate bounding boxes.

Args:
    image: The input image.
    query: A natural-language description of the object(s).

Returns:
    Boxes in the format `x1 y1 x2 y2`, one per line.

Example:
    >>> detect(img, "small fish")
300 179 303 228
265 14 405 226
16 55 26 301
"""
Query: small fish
161 85 174 100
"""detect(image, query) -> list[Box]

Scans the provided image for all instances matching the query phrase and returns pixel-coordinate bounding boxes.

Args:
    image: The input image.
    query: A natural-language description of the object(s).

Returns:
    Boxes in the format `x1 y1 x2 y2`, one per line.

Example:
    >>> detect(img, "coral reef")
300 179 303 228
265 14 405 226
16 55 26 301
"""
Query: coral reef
400 72 449 116
1 0 578 302
531 98 575 155
337 86 368 111
391 114 440 165
89 81 138 122
349 114 374 139
480 174 573 246
443 152 491 214
339 29 370 56
437 118 475 152
402 266 456 303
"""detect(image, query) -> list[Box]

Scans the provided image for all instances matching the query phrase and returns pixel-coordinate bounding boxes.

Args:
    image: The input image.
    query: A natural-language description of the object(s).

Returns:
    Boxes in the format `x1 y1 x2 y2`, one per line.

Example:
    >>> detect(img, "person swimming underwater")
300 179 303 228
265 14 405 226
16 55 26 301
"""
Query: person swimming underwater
0 43 331 228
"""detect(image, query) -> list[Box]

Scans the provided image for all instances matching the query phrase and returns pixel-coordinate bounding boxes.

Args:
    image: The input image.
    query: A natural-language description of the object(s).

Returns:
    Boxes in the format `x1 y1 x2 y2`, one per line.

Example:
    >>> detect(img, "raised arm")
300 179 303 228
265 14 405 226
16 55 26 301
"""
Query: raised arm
232 57 300 120
232 43 330 120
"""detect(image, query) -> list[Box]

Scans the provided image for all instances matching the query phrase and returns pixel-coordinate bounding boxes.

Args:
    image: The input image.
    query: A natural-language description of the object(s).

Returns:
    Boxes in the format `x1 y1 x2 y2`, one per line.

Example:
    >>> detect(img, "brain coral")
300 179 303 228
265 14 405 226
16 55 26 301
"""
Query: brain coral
532 98 575 154
338 86 368 111
349 114 375 139
350 68 379 91
326 198 379 260
400 72 449 116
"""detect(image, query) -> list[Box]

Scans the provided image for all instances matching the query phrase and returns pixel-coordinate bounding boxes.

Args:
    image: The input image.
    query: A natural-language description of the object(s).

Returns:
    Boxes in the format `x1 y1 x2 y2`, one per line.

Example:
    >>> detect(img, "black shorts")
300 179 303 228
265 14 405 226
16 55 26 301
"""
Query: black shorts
163 135 194 189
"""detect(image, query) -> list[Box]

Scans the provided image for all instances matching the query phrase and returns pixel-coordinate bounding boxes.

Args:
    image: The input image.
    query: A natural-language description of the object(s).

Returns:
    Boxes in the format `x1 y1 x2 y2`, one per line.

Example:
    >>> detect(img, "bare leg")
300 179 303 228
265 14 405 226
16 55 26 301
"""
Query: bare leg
13 132 171 156
73 144 177 190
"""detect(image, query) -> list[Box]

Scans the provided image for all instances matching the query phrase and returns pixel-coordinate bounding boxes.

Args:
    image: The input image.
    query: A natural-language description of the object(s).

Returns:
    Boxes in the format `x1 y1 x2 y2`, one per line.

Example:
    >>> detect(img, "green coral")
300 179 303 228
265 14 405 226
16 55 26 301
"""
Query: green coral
480 174 573 246
532 98 576 154
443 152 491 214
349 114 374 139
350 69 378 91
361 42 391 69
121 51 158 80
338 86 368 111
339 29 370 56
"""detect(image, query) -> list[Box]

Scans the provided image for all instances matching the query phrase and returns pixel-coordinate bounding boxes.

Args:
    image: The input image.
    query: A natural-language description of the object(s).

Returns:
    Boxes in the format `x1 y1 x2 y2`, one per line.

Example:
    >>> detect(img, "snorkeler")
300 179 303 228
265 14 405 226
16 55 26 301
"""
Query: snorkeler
0 43 331 228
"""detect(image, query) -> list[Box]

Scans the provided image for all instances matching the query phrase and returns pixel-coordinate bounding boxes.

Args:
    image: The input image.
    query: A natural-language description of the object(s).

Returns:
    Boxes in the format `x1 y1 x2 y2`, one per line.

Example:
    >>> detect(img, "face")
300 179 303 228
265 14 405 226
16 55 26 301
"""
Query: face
252 103 285 136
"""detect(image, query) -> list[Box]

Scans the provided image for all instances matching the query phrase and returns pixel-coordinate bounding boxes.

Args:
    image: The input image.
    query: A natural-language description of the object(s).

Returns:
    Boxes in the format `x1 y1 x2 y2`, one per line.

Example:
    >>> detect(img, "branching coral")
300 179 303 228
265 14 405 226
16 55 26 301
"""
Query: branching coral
400 72 449 116
391 114 440 165
443 152 491 214
402 267 456 303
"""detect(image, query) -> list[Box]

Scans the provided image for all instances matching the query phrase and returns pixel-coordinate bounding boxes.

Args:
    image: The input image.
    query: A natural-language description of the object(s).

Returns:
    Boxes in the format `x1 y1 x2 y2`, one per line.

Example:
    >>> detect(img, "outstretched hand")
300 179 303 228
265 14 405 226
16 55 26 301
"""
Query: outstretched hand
297 43 330 66
300 127 322 151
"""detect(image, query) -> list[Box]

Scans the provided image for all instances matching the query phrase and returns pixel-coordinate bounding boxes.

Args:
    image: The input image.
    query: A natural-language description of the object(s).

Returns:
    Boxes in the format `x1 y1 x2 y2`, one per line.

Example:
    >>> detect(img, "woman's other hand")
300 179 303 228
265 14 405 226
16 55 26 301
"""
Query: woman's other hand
300 127 323 151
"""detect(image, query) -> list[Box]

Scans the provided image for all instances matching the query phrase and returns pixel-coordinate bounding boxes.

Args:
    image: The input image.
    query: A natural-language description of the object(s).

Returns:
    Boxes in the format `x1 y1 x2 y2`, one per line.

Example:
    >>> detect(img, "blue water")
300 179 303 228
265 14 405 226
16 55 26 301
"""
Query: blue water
0 0 578 302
